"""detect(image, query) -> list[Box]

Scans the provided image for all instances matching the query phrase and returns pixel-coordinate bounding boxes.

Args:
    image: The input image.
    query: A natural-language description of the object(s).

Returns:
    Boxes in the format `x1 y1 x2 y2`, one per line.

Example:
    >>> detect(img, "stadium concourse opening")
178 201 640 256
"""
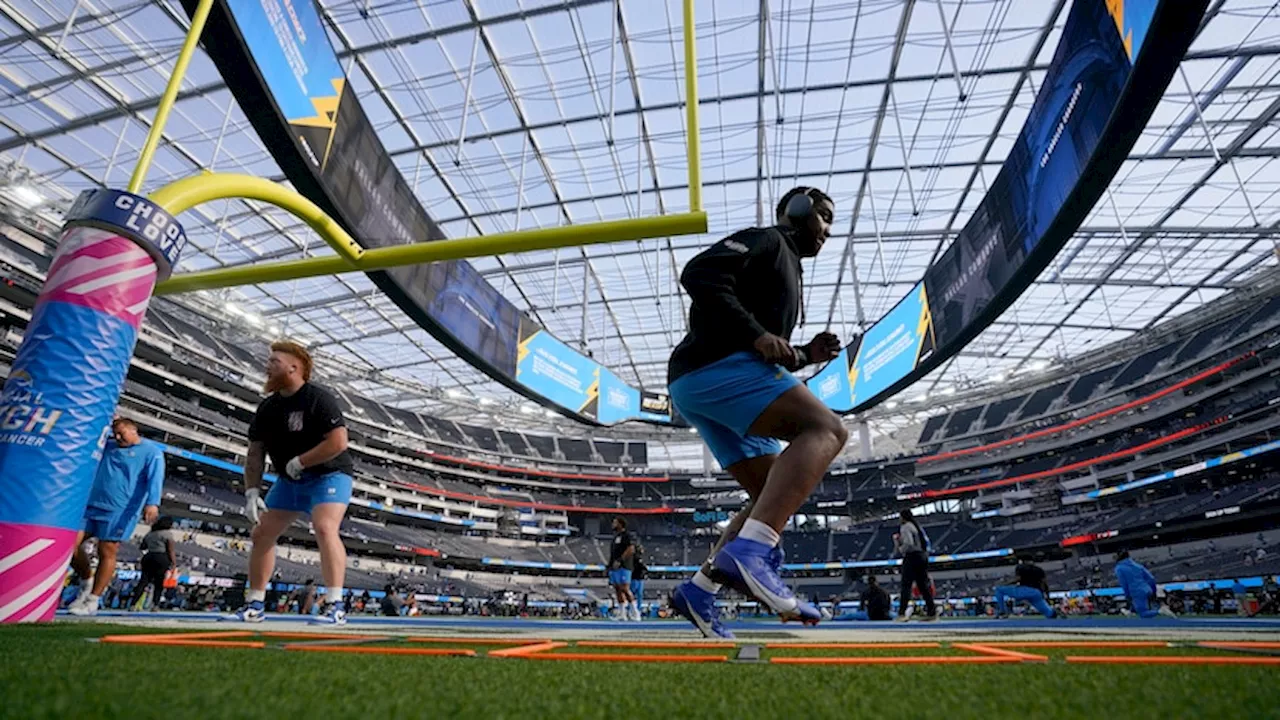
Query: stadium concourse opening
2 0 1280 716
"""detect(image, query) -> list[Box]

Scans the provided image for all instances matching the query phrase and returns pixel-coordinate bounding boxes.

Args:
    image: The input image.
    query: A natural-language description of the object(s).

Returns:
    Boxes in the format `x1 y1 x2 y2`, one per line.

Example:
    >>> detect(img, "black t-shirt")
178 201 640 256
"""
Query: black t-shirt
248 383 354 478
380 592 403 616
609 530 634 570
862 584 891 620
668 226 805 383
632 555 647 581
1016 563 1047 591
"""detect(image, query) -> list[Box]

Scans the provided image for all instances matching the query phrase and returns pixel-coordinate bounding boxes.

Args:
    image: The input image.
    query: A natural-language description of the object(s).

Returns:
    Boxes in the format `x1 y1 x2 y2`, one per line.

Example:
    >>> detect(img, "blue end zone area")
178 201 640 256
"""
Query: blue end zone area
61 609 1280 633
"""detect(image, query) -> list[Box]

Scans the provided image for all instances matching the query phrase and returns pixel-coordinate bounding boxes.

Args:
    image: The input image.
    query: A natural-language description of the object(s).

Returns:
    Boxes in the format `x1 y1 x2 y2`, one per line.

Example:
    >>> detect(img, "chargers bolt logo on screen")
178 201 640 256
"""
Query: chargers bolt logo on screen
0 370 63 447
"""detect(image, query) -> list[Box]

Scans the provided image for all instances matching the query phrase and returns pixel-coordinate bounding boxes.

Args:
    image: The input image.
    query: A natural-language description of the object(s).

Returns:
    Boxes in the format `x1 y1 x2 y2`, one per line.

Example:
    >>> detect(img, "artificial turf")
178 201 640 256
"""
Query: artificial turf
3 623 1279 719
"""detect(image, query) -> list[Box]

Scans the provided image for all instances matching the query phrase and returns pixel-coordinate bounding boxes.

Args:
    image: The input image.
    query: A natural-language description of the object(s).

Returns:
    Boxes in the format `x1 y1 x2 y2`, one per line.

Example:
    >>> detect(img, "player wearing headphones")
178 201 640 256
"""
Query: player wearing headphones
667 187 848 638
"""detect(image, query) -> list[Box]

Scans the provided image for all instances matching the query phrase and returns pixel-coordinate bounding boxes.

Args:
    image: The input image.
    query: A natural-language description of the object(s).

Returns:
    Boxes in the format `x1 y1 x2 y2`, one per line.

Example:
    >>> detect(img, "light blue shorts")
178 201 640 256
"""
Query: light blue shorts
83 513 138 543
265 471 353 513
669 351 801 468
608 568 633 586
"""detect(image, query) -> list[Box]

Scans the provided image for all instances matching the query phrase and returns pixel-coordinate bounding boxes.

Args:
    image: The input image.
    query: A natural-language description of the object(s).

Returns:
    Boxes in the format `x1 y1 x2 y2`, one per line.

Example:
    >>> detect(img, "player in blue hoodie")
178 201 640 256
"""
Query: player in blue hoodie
1114 550 1175 619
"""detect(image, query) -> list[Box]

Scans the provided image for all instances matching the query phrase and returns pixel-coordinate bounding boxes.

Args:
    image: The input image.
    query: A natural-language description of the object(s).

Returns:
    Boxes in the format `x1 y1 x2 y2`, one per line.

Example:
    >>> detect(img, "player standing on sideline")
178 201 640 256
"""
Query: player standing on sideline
67 418 165 616
894 508 938 622
667 187 847 638
629 544 647 621
994 556 1056 618
224 341 354 625
607 517 639 621
1114 550 1176 619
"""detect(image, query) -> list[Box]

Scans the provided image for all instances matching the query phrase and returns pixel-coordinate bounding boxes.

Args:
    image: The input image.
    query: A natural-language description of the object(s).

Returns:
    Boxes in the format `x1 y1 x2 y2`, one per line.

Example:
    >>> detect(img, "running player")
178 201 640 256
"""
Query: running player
67 417 165 616
629 544 647 621
994 556 1056 618
224 341 354 625
607 517 638 621
668 187 847 638
1114 550 1176 618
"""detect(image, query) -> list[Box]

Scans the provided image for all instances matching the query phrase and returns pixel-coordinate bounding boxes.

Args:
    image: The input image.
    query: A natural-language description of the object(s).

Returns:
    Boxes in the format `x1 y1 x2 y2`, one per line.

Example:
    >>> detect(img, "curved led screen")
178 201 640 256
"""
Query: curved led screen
187 0 1203 427
804 0 1206 414
184 0 670 426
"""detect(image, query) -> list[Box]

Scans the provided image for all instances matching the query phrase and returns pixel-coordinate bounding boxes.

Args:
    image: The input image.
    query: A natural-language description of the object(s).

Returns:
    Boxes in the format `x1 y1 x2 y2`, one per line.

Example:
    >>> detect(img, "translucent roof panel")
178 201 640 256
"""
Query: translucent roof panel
0 0 1275 433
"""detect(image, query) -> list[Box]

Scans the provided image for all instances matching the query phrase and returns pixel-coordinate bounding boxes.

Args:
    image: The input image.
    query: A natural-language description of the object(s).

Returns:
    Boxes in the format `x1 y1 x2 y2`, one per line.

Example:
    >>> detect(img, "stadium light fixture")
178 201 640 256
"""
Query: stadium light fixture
445 389 465 399
9 185 43 209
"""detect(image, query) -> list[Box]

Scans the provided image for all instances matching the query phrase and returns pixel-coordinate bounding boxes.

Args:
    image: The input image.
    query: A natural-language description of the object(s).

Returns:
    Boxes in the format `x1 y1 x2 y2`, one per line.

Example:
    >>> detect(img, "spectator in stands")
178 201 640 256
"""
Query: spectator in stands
894 509 937 622
993 556 1056 619
607 518 640 622
68 418 166 616
128 516 177 611
1114 550 1176 619
225 341 355 626
667 187 843 636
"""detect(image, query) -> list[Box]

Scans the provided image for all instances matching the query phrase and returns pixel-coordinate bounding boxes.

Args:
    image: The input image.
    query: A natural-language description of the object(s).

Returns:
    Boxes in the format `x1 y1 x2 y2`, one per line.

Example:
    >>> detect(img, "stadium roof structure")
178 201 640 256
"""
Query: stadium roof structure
0 0 1277 449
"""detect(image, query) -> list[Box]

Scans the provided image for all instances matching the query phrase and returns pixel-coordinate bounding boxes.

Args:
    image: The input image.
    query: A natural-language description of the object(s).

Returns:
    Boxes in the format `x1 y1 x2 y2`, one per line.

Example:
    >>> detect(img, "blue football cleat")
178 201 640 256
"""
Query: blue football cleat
779 599 823 626
309 601 347 626
221 600 265 623
768 545 786 572
763 545 819 625
714 537 808 619
670 581 734 639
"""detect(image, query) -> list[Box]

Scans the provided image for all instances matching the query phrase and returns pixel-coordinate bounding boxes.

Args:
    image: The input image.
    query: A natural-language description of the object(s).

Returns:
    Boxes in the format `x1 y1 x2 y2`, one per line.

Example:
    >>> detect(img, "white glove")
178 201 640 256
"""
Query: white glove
245 487 267 524
285 456 304 480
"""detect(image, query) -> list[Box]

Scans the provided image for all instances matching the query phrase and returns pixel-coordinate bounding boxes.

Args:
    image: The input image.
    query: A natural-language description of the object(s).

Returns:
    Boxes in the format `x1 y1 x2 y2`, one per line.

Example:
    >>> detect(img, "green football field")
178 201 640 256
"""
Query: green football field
5 624 1280 719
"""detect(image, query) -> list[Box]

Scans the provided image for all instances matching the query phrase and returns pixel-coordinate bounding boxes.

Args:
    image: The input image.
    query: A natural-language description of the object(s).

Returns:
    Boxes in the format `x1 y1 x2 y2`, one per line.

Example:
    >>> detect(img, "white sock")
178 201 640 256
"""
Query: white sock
246 589 266 604
85 592 99 603
80 578 92 591
738 519 781 547
326 587 344 605
631 601 640 614
692 570 722 594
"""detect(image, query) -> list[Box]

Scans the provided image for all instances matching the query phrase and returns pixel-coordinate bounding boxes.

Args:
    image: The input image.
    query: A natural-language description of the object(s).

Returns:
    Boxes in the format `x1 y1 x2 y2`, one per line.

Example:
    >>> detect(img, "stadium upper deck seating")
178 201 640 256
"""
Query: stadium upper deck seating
920 293 1280 451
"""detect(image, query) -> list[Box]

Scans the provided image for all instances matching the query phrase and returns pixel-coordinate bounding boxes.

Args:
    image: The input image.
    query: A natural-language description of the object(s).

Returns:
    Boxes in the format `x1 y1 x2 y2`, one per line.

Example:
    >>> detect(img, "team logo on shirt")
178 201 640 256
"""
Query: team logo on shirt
288 411 304 432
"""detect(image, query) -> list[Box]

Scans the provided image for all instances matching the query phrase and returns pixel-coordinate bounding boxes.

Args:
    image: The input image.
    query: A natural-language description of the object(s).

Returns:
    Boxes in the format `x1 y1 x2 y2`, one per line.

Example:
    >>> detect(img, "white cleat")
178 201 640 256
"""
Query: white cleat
67 601 98 617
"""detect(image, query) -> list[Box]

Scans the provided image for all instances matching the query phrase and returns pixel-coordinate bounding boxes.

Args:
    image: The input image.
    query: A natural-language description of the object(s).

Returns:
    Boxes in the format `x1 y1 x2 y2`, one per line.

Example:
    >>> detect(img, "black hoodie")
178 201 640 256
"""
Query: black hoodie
668 225 804 383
